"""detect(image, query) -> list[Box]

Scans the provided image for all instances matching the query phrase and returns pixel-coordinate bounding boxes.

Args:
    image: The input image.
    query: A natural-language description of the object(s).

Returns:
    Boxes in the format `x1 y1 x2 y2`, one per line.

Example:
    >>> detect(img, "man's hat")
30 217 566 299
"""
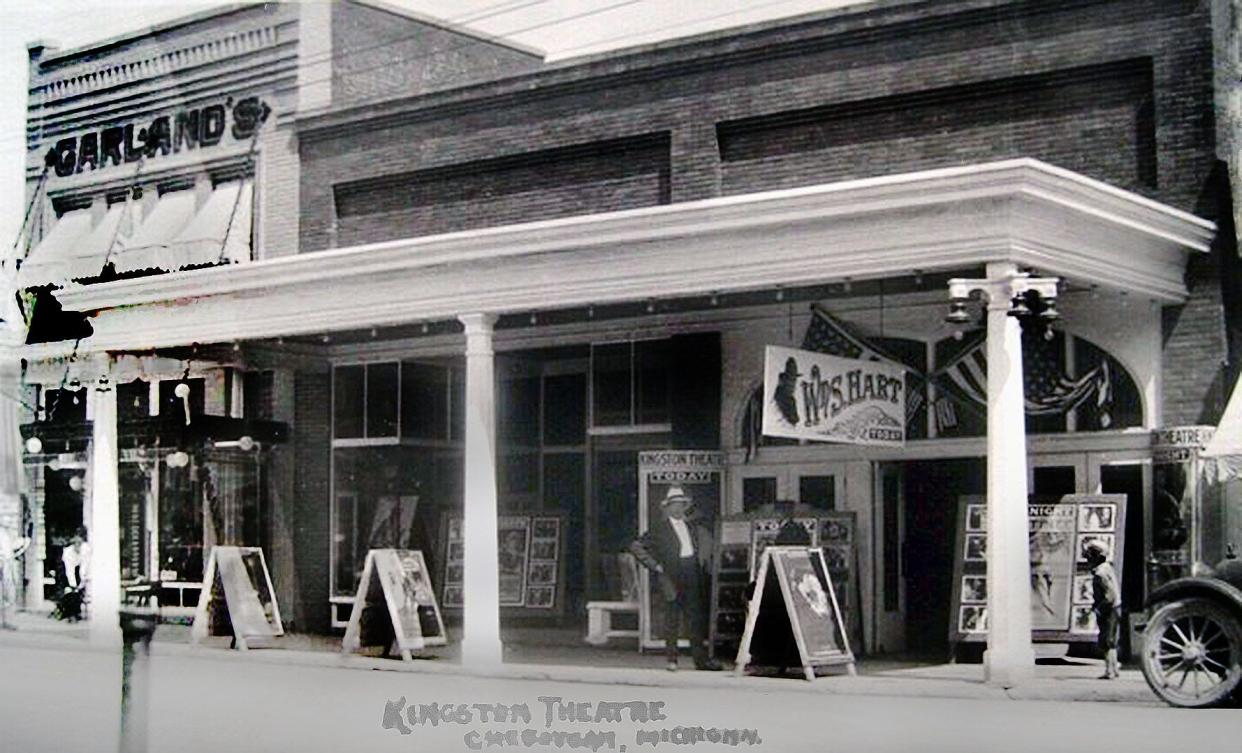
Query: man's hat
781 357 802 379
661 486 691 506
1084 540 1109 559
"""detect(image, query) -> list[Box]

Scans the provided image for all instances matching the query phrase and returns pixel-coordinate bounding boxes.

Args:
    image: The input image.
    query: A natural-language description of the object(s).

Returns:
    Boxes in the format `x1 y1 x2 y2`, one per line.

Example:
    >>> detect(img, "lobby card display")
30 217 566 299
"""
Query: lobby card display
949 494 1126 645
734 546 856 681
439 513 566 614
710 507 857 658
342 549 446 660
638 451 727 651
191 546 283 650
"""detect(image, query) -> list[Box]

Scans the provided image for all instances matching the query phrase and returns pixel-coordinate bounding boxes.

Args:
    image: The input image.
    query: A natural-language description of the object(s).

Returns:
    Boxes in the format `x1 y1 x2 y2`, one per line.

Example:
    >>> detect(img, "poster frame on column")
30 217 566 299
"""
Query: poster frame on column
637 450 727 652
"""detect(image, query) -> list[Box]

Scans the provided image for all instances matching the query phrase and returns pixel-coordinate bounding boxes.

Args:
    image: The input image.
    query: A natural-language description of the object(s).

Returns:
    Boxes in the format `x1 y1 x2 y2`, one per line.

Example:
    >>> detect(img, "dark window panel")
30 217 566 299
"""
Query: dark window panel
366 362 399 438
333 366 365 439
543 373 586 446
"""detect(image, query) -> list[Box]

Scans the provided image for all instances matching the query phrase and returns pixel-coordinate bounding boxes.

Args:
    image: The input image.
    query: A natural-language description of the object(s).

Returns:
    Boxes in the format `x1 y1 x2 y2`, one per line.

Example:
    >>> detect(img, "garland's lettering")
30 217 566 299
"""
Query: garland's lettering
46 96 270 177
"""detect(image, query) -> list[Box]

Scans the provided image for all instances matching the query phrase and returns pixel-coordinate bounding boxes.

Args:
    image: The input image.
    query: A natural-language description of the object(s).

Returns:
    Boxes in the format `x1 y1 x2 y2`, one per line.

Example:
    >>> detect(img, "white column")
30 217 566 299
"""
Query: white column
458 313 502 666
89 374 122 647
0 339 25 613
983 262 1035 686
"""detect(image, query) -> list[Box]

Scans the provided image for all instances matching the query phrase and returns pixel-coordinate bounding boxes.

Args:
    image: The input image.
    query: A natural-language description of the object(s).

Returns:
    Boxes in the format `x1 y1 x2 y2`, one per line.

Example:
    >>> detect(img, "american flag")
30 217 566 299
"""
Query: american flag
802 304 925 422
933 329 1112 421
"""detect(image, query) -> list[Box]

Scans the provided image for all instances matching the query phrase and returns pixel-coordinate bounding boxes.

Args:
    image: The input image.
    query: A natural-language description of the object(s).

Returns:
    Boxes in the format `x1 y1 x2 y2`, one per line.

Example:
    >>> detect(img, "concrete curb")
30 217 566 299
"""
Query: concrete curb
0 627 1160 706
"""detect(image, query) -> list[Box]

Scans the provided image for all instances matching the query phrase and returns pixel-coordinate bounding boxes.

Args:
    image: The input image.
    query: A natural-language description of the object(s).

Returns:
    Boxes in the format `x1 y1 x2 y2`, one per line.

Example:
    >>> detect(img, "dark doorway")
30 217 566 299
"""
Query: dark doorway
903 458 984 657
589 447 642 602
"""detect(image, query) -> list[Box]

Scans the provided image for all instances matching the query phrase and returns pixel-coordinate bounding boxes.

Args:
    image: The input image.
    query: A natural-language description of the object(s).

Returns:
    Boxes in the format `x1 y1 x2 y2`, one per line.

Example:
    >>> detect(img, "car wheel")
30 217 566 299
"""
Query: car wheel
1140 597 1242 708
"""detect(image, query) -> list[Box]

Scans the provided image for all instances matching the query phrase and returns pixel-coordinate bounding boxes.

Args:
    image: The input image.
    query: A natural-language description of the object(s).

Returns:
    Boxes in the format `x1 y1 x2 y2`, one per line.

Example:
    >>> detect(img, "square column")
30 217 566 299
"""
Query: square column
89 374 122 647
458 313 502 666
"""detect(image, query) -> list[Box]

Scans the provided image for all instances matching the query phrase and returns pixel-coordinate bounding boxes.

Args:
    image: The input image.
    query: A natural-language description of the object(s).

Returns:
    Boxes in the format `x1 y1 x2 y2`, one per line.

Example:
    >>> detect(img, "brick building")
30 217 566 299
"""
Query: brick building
12 0 1242 672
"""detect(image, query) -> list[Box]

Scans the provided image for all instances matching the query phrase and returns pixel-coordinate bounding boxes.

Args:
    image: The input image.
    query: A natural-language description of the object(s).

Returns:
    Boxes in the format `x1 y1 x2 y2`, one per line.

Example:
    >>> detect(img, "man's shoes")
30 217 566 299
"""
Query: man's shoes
694 658 724 671
666 661 678 672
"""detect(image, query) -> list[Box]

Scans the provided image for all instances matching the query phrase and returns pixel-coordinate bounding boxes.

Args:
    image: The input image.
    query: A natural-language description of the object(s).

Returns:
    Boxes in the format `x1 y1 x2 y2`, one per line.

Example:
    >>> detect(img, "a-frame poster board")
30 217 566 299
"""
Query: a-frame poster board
191 546 284 650
342 549 446 661
734 546 856 680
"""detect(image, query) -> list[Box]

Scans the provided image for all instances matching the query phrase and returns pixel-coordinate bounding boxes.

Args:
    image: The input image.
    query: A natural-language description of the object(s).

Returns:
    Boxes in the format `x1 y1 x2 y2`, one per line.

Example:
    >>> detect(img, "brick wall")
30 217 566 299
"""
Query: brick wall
299 0 1227 423
333 134 669 245
292 369 331 633
330 1 542 109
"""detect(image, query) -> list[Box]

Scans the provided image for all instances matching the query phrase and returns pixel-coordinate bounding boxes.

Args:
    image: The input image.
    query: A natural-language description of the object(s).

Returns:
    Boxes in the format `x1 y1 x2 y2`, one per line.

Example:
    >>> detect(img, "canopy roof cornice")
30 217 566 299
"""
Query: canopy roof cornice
47 159 1214 354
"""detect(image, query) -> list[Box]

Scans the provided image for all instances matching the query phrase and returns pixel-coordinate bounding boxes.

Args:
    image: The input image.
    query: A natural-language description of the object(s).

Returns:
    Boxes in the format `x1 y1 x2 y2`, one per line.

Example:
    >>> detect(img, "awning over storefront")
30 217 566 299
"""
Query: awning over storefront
17 180 252 288
1203 375 1242 481
47 159 1215 353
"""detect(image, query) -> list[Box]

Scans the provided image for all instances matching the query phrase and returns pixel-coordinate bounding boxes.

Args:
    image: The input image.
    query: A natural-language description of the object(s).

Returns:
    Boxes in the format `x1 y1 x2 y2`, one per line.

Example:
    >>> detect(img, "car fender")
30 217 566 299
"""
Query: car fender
1144 577 1242 618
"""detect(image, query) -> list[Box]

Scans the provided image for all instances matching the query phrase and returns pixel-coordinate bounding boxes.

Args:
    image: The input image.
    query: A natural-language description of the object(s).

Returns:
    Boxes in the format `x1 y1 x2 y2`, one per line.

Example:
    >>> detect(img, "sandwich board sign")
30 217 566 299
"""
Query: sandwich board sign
191 546 283 650
734 546 855 680
342 549 446 660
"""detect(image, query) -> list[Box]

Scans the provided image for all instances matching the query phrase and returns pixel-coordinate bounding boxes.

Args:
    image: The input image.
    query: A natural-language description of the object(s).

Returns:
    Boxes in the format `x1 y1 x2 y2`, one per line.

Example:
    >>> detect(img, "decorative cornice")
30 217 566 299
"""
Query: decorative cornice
49 159 1214 353
34 25 281 106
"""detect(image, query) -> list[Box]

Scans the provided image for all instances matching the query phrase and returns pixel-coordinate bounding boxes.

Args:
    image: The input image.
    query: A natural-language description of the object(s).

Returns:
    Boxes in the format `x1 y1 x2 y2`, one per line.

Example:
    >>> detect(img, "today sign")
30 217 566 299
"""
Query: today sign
762 345 906 446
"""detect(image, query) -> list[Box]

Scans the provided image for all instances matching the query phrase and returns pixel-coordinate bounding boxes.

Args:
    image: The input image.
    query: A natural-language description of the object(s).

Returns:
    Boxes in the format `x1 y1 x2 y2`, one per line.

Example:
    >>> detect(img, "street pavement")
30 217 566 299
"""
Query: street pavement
2 637 1239 753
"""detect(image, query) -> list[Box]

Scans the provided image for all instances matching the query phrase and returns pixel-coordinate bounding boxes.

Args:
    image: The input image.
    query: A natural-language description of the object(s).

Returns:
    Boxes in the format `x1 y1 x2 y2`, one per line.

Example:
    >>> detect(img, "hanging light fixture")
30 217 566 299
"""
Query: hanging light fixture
166 450 190 469
24 436 42 455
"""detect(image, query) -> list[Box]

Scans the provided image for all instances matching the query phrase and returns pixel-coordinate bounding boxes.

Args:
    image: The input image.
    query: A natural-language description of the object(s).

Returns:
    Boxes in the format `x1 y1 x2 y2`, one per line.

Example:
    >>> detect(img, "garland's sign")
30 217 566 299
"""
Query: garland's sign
45 95 271 178
762 345 906 446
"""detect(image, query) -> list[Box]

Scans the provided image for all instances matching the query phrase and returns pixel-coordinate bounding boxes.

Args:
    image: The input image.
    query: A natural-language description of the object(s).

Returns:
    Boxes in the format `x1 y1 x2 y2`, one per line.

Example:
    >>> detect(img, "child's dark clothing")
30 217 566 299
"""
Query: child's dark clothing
1091 560 1122 650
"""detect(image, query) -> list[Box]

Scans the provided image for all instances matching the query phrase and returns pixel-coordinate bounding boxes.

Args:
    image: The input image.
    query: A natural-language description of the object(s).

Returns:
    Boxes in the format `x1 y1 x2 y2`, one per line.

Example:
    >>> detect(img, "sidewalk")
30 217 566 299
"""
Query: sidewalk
0 610 1160 705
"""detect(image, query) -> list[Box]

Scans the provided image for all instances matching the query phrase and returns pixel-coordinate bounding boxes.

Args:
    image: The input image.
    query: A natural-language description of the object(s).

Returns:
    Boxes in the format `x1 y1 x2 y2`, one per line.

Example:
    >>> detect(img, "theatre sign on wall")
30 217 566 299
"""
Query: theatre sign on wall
762 345 906 447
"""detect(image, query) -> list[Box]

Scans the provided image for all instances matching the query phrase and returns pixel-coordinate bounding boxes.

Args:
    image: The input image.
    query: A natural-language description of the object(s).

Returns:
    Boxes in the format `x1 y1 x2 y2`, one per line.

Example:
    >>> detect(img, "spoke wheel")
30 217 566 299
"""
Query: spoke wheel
1140 598 1242 708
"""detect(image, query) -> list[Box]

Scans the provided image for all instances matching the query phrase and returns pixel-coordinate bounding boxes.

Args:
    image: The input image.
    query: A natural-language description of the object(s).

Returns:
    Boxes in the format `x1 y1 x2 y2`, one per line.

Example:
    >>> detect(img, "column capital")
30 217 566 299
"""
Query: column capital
458 312 499 334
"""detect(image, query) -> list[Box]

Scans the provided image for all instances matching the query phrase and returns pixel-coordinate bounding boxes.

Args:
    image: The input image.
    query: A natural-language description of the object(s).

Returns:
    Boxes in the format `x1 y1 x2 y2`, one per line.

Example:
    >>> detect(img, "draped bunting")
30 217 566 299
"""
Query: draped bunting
743 306 1115 461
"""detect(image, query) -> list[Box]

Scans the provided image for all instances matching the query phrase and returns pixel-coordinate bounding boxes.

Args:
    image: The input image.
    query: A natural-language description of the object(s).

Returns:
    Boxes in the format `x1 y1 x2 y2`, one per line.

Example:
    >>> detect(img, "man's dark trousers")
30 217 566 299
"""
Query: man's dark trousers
664 556 710 663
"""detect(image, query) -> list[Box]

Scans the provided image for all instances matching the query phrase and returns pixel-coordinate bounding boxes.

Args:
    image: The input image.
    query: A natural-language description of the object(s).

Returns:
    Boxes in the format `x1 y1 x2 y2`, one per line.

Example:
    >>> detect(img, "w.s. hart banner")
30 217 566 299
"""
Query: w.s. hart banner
762 345 906 446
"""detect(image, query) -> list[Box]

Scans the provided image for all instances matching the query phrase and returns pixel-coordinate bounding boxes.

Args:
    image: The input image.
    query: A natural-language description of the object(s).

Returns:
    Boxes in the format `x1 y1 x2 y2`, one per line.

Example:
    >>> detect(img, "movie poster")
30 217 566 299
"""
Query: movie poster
1027 501 1076 630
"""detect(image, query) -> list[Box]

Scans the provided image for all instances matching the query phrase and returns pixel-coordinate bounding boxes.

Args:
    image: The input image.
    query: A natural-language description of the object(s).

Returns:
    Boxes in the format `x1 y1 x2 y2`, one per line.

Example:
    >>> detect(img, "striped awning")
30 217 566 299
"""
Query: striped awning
17 179 252 288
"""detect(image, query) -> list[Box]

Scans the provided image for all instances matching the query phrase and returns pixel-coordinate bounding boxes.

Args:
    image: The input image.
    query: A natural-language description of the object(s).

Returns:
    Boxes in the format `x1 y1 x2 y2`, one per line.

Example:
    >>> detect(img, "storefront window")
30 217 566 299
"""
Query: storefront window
158 462 201 582
335 361 463 440
331 445 458 597
590 339 672 429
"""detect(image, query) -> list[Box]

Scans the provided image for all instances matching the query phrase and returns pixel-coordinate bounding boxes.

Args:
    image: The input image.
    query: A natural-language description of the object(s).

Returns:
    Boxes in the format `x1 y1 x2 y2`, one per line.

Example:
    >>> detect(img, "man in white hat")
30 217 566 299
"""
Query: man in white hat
629 485 722 671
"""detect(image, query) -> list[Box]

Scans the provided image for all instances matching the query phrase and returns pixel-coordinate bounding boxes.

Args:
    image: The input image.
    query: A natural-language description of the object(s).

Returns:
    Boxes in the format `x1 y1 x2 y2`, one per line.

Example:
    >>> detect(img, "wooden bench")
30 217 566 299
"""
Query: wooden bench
585 553 640 646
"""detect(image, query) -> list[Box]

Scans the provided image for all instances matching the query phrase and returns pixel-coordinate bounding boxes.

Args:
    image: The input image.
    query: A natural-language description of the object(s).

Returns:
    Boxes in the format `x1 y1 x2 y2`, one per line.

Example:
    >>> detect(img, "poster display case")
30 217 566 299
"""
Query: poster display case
710 505 858 658
439 512 566 614
637 451 727 651
949 493 1126 647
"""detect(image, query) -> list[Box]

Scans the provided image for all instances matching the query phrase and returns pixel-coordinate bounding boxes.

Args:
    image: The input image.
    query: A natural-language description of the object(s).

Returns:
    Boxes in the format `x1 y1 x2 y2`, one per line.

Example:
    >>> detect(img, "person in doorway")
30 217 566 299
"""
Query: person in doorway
630 486 722 672
57 527 90 622
0 517 31 630
1085 540 1122 679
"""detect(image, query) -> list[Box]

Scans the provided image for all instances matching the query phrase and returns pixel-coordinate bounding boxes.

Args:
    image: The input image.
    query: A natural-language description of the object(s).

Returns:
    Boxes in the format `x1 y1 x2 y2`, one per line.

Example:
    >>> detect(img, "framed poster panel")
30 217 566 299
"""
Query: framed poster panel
949 494 1126 645
439 512 566 614
637 451 727 651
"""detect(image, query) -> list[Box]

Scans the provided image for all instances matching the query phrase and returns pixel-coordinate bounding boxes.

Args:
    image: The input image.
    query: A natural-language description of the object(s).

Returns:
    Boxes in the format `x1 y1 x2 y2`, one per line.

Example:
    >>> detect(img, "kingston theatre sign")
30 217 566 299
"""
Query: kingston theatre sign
762 345 907 447
45 95 271 178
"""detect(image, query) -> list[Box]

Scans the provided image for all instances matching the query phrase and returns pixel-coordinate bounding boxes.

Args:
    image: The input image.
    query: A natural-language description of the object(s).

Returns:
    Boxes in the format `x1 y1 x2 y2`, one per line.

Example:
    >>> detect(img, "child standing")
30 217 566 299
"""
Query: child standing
1086 540 1122 679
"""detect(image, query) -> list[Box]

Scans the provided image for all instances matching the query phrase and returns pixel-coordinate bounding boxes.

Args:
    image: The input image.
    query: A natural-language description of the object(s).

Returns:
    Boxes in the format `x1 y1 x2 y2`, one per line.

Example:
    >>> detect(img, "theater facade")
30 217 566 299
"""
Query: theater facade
13 0 1242 662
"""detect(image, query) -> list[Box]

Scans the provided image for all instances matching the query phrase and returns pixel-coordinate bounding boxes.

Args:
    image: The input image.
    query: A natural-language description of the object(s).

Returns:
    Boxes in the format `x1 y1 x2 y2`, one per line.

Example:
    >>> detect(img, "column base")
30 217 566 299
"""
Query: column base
460 639 503 668
89 620 123 649
983 648 1036 688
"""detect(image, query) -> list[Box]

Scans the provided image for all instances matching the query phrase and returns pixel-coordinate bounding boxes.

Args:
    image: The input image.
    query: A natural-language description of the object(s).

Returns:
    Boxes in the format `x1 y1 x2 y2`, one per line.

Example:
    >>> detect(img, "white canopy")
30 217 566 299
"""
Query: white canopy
1203 375 1242 481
